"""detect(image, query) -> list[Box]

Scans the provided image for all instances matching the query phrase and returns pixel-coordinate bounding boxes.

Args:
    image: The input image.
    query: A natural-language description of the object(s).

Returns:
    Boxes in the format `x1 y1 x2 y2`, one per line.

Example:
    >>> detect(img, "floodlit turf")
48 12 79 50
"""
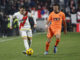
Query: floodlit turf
0 32 80 60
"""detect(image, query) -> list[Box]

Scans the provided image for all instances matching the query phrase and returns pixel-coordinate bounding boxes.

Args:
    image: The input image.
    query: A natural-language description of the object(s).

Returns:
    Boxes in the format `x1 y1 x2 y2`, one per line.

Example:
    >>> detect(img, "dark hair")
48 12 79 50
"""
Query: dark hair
53 4 60 7
19 5 25 9
53 4 60 9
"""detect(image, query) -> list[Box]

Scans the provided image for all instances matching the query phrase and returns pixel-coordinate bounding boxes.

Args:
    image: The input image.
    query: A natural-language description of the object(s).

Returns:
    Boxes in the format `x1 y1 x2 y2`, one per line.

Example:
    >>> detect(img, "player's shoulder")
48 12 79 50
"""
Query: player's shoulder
60 11 65 15
13 12 20 16
49 11 54 15
14 12 20 15
50 11 54 14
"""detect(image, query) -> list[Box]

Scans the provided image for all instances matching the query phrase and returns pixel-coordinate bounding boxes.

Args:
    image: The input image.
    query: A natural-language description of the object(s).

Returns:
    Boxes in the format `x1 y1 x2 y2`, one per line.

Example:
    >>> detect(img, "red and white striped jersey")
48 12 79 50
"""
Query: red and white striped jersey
10 12 31 30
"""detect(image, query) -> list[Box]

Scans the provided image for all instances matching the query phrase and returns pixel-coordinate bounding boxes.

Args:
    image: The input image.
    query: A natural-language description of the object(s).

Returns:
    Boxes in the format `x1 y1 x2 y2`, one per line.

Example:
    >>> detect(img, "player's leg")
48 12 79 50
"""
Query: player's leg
27 37 32 48
55 34 60 47
44 28 54 55
44 37 52 55
46 37 52 51
54 30 61 53
27 29 32 48
20 31 29 51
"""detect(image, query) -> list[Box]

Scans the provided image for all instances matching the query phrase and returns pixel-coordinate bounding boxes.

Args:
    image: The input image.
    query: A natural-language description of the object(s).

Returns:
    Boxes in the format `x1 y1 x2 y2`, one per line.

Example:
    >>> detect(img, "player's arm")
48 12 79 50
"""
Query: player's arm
63 20 67 34
9 15 13 29
45 13 52 29
46 20 50 26
62 13 67 34
32 14 37 28
27 12 37 28
27 12 33 17
10 13 16 29
33 18 37 28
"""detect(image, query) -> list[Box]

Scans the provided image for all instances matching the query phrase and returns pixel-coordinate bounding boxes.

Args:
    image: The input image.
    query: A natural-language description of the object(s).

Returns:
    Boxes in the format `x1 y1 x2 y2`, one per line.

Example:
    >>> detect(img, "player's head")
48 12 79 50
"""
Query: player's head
53 4 60 13
19 5 25 14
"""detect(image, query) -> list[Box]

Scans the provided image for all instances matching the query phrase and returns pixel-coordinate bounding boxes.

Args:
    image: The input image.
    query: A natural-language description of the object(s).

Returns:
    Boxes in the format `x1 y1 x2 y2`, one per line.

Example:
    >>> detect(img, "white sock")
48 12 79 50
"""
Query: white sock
28 40 32 48
24 39 29 50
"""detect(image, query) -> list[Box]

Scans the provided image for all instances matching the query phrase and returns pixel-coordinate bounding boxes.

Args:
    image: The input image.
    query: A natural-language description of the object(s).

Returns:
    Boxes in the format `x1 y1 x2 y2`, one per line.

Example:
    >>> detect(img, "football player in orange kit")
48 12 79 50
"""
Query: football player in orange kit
44 4 67 55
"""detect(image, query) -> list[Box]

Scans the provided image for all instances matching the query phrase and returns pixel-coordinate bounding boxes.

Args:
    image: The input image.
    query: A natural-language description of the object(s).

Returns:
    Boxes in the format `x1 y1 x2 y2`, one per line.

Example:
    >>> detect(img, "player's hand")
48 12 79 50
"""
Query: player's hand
45 24 48 31
10 27 13 29
34 24 37 28
45 24 48 29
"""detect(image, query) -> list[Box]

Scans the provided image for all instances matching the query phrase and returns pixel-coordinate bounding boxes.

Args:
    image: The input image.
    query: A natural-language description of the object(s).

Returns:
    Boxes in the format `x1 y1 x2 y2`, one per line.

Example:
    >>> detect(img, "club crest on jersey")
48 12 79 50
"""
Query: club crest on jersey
53 18 60 21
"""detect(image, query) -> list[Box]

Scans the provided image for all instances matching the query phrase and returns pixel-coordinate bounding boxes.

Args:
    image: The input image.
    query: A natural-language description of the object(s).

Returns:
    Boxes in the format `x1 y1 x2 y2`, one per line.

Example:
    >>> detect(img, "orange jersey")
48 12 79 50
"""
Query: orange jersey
48 11 66 31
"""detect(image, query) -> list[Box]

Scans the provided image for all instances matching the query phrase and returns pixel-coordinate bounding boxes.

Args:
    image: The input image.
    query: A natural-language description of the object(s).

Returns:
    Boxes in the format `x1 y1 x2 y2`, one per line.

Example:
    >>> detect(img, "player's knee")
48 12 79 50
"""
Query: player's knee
28 37 32 40
56 34 60 40
56 37 60 40
47 38 51 43
22 37 27 40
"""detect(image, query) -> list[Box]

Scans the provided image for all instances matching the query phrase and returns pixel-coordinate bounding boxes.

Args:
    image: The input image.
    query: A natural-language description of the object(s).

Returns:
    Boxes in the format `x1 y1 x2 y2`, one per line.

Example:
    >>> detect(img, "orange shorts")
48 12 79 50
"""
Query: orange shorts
47 27 61 39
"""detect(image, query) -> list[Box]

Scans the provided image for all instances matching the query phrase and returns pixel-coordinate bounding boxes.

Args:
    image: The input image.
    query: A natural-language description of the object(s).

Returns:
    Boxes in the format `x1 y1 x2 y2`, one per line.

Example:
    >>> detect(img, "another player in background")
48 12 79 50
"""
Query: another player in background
10 5 37 55
44 4 67 55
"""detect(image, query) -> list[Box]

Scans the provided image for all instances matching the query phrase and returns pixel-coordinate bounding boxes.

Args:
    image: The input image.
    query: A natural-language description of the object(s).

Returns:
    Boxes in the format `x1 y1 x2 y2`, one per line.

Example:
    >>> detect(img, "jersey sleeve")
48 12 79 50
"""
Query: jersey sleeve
13 13 17 18
33 17 37 24
28 12 37 24
62 13 66 21
48 13 52 21
9 15 13 27
27 12 32 17
10 13 17 27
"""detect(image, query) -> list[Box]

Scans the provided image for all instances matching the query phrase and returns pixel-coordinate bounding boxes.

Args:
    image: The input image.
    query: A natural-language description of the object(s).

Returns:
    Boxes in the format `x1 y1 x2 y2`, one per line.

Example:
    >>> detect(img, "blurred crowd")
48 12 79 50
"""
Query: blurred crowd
0 0 79 15
0 0 80 37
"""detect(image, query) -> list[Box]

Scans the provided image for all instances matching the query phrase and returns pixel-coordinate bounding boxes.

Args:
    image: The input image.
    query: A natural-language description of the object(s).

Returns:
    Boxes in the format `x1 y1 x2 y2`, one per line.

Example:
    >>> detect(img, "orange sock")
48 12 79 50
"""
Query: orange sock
55 39 60 47
46 42 50 51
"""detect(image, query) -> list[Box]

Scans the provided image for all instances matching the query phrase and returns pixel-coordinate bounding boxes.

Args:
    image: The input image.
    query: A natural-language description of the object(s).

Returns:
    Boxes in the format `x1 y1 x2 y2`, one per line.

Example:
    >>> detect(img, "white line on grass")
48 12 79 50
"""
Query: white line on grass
0 38 19 43
0 32 46 43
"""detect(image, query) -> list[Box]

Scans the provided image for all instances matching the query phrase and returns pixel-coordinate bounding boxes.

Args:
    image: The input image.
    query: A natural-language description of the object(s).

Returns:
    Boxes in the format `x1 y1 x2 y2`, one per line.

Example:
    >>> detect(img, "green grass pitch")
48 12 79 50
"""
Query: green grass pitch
0 32 80 60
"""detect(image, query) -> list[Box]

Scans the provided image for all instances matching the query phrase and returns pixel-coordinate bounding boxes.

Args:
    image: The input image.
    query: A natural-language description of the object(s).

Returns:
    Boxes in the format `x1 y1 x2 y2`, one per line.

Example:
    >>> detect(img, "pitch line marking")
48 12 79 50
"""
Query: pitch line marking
0 32 46 43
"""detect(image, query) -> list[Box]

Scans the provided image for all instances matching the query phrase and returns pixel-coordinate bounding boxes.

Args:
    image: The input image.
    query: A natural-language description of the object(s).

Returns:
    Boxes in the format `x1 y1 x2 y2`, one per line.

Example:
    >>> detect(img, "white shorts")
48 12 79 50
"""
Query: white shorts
20 29 32 38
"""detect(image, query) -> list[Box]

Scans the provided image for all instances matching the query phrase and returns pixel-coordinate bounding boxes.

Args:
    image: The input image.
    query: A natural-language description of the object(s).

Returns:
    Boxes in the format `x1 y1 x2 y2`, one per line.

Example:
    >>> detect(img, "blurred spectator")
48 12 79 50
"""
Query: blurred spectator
24 0 29 9
65 6 70 17
70 8 77 32
78 0 80 7
30 0 36 7
77 6 80 22
0 12 8 37
54 0 60 4
41 6 49 20
64 0 69 7
0 11 3 36
31 7 37 33
68 0 76 11
60 0 65 9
